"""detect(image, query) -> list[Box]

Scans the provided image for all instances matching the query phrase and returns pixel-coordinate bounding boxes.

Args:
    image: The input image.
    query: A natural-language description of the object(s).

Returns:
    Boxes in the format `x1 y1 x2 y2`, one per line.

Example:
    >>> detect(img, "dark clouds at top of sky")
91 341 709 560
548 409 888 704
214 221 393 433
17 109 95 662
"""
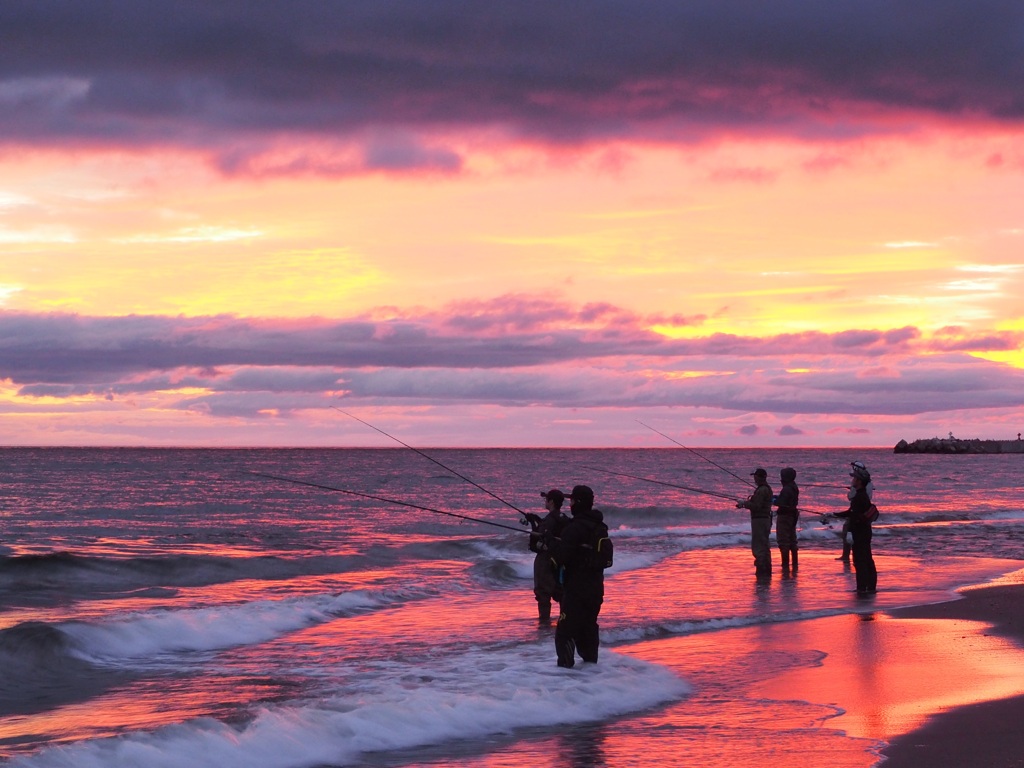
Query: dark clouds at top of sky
2 0 1023 156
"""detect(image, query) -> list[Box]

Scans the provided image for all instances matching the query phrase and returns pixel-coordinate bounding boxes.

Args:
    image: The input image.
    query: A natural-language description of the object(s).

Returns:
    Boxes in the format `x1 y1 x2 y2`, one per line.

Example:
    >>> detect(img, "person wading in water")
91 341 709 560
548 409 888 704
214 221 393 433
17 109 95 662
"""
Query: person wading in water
550 485 607 668
774 467 799 575
525 489 569 623
835 463 878 595
736 468 773 577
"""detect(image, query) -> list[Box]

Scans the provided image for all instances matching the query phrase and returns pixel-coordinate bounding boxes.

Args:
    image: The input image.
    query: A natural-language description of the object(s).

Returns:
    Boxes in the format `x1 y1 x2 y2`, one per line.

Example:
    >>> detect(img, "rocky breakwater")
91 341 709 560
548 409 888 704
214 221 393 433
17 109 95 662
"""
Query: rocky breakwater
894 437 1024 454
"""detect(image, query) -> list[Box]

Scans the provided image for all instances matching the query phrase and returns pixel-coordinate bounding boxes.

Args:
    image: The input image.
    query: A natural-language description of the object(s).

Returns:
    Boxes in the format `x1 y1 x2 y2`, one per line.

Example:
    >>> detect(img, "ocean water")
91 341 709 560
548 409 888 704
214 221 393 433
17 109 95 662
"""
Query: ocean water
1 446 1022 767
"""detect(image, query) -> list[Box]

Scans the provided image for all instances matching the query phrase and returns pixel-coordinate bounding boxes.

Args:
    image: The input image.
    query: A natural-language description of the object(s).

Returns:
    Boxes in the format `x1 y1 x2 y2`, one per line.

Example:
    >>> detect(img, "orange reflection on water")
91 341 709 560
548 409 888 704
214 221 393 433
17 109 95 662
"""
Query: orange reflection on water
0 676 293 758
609 606 1024 768
757 612 1024 741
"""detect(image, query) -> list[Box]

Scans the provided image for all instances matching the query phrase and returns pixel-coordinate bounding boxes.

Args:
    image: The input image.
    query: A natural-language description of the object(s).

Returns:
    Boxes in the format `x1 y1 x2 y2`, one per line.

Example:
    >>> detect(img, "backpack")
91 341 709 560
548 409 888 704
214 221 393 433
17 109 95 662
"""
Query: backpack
863 503 879 524
580 521 614 570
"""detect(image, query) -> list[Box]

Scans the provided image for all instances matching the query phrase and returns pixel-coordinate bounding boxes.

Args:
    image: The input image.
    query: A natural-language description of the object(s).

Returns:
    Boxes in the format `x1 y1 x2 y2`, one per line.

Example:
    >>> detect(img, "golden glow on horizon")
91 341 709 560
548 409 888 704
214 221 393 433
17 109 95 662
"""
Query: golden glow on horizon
1 134 1021 333
1 127 1024 446
969 350 1024 369
0 381 108 407
653 370 735 379
579 205 717 220
114 226 265 244
0 381 21 403
696 283 842 298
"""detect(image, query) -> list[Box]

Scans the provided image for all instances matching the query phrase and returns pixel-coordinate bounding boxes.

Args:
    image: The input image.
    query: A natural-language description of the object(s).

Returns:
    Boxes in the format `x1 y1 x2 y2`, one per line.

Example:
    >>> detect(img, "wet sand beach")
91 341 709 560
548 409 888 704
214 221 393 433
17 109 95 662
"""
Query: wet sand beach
880 577 1024 767
617 563 1024 768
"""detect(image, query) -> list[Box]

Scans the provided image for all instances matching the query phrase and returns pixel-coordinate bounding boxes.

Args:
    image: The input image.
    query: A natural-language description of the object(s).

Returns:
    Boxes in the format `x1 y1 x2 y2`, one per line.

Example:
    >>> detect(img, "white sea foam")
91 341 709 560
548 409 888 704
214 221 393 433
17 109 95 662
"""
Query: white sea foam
603 608 850 644
62 590 384 661
612 521 748 538
501 549 665 580
11 644 690 768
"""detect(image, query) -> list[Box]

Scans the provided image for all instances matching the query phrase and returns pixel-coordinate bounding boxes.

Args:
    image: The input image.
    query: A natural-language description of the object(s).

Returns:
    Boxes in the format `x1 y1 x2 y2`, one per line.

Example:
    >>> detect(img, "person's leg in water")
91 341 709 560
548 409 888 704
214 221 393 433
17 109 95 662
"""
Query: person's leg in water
851 526 876 593
777 514 798 574
837 521 851 562
534 555 559 622
555 596 581 667
575 595 602 663
751 517 772 575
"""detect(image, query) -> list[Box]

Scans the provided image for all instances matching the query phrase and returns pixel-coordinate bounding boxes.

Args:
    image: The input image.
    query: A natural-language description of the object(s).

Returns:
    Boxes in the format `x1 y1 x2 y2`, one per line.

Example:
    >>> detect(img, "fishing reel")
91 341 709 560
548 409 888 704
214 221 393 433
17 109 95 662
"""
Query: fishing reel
522 512 542 530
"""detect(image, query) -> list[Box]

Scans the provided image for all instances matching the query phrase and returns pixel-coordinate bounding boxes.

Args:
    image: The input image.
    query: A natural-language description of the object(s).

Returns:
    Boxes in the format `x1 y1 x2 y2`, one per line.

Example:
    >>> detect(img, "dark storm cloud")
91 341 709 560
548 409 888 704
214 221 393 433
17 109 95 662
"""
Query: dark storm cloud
2 1 1023 159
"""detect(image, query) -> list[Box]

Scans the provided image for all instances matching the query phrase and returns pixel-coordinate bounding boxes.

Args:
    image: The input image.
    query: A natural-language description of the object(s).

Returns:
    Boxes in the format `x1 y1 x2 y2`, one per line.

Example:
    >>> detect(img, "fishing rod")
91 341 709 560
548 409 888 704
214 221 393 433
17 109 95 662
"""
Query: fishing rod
246 470 528 534
585 464 837 529
582 466 741 502
637 420 754 487
331 407 530 521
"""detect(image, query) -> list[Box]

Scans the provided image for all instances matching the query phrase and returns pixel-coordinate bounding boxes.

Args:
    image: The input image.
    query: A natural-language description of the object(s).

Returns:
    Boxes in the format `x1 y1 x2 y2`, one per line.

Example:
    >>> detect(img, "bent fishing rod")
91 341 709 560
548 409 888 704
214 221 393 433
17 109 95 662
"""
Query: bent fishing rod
246 470 527 534
638 421 753 487
331 407 530 521
582 465 741 502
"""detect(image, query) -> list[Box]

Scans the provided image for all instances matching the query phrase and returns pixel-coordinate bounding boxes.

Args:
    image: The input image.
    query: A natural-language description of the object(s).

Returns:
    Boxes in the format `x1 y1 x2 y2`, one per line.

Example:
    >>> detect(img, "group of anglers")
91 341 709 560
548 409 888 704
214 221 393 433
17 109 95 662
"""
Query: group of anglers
266 413 881 668
526 460 881 668
319 412 883 670
735 460 878 595
324 411 879 669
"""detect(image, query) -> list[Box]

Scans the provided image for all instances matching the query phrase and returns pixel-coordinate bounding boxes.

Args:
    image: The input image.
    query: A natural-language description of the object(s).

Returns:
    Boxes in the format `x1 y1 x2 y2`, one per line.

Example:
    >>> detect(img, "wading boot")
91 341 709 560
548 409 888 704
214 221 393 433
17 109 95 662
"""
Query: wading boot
538 600 551 623
838 539 851 563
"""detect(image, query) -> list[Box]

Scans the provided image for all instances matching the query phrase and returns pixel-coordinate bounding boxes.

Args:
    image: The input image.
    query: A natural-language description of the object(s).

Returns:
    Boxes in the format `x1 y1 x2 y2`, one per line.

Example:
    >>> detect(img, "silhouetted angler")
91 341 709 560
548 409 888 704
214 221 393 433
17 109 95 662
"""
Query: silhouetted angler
551 485 607 668
835 463 878 595
774 468 799 574
526 489 568 623
736 468 773 577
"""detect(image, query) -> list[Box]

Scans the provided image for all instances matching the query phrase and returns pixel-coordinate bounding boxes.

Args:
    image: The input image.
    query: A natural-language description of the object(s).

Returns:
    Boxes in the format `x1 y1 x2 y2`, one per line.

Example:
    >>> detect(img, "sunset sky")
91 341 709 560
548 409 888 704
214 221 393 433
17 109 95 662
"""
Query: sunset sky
1 1 1023 447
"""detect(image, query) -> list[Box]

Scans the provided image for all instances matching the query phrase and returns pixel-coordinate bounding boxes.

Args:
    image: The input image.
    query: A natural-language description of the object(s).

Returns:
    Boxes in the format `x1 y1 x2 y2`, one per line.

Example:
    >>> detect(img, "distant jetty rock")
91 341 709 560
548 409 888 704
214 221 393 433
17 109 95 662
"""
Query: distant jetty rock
894 433 1024 454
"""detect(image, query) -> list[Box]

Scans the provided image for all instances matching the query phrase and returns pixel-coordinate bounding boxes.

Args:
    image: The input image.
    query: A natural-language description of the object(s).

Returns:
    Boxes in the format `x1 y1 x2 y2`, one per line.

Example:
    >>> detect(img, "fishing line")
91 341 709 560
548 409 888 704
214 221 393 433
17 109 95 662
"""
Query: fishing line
246 471 528 534
637 421 753 487
332 407 529 519
582 466 740 501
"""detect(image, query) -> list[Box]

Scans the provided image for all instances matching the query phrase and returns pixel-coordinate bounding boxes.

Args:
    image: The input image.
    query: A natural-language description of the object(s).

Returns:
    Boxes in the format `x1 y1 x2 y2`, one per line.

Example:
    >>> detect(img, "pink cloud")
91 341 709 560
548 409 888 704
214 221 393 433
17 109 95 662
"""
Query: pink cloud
3 300 1024 426
857 366 902 379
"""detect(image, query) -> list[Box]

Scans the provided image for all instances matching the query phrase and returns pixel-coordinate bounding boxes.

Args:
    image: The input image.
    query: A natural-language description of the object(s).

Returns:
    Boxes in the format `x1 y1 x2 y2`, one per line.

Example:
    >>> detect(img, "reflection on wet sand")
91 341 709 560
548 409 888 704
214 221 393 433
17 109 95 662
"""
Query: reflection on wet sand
758 612 1024 741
